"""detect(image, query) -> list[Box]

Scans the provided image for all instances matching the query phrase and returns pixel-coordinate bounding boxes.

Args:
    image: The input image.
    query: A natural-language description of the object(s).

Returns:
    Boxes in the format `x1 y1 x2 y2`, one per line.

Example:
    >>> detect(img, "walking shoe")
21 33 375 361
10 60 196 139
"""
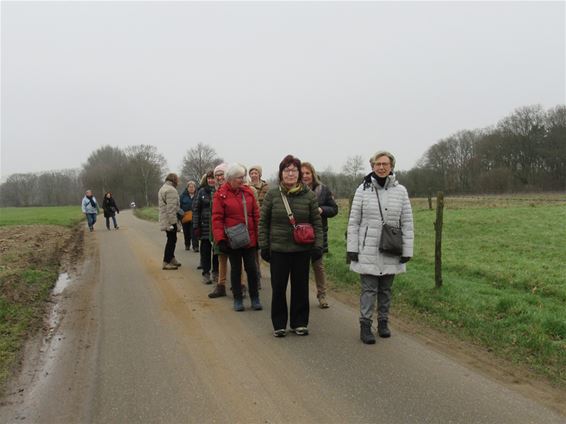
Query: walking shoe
107 227 111 231
115 226 119 230
360 320 376 344
171 257 182 267
162 262 178 270
202 272 212 284
185 245 190 251
251 297 263 311
208 284 226 298
233 298 245 312
378 320 391 338
292 327 309 336
273 329 286 337
89 227 93 232
318 295 329 309
197 265 203 270
193 247 199 252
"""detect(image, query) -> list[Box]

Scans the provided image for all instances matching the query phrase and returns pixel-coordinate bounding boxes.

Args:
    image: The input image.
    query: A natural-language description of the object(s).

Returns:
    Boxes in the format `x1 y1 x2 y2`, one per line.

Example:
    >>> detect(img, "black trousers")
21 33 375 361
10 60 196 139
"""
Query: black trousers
228 247 259 300
182 221 193 248
163 225 177 263
270 251 311 330
200 239 219 275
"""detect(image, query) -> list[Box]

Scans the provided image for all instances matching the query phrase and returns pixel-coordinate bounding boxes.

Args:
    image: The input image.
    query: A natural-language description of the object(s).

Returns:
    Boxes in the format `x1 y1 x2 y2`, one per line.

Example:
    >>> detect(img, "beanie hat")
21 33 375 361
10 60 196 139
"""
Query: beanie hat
249 165 263 176
214 162 229 175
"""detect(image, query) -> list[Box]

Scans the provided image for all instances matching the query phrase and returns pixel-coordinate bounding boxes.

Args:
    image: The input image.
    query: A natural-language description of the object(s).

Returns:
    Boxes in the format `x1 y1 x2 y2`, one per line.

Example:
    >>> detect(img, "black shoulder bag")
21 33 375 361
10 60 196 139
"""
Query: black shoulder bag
375 188 403 256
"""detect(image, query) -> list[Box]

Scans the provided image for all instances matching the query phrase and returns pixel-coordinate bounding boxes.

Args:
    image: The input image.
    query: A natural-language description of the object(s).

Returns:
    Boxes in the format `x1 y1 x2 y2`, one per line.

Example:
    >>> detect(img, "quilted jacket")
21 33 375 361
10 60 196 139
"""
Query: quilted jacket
347 173 414 276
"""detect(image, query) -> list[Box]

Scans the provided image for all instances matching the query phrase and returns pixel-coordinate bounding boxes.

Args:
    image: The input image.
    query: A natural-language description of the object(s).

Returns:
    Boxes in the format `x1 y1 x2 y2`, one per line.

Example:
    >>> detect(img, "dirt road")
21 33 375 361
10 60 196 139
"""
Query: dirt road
1 210 564 423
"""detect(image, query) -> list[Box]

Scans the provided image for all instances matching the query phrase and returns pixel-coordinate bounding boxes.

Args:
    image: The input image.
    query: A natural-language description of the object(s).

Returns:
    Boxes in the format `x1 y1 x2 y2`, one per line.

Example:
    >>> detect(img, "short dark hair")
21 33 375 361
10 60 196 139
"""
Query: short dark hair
278 154 302 182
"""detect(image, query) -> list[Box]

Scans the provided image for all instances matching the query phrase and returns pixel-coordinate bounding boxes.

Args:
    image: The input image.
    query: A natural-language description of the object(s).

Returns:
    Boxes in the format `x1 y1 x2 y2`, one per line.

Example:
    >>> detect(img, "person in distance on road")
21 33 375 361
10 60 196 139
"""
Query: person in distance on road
158 173 182 270
81 190 100 232
259 155 323 337
102 191 120 230
346 151 414 344
212 163 262 312
301 162 338 309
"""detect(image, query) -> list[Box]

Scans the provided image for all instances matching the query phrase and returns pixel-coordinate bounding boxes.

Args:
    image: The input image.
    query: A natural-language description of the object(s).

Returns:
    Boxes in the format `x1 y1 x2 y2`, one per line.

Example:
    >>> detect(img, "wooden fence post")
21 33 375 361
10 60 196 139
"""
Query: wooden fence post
434 191 444 288
428 193 433 210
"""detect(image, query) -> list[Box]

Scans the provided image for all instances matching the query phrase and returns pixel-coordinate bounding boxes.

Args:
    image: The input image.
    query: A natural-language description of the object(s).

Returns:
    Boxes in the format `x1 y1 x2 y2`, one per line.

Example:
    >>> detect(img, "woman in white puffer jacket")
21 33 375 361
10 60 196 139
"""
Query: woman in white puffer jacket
347 151 414 344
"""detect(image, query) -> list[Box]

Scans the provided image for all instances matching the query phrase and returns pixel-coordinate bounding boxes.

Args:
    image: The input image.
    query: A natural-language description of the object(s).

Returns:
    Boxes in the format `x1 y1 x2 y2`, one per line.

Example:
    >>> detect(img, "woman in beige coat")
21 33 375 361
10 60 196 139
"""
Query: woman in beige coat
158 173 182 270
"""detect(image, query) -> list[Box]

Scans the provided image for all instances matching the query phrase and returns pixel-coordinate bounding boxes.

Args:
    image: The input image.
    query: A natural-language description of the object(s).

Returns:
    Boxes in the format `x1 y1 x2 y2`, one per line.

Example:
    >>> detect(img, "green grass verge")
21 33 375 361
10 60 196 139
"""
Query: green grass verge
0 206 84 227
326 196 566 386
134 207 158 222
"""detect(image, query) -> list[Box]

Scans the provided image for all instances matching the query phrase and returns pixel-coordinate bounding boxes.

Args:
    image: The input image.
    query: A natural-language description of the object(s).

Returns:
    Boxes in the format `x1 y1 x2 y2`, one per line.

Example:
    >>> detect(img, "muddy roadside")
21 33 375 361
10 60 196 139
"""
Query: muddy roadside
0 224 100 421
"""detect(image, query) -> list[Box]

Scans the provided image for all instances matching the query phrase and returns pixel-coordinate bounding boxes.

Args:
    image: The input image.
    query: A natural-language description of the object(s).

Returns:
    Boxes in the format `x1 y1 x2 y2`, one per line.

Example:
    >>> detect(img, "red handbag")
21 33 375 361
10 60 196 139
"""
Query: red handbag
280 190 315 245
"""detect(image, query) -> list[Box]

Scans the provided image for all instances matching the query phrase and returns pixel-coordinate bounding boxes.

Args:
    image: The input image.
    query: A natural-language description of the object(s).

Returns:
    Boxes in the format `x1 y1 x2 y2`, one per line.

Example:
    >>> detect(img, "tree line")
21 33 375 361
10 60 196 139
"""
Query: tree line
397 105 566 196
1 104 564 207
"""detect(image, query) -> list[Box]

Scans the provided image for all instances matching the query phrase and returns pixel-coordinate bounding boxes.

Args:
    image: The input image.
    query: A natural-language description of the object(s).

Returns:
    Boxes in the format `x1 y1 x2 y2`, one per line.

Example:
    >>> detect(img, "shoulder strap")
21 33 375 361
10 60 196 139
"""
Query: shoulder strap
374 185 385 225
279 188 296 227
241 192 248 229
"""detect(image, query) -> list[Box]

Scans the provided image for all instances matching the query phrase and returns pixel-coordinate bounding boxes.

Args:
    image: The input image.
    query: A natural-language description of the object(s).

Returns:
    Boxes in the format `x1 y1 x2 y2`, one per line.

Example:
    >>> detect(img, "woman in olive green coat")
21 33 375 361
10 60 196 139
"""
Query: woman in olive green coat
259 155 323 337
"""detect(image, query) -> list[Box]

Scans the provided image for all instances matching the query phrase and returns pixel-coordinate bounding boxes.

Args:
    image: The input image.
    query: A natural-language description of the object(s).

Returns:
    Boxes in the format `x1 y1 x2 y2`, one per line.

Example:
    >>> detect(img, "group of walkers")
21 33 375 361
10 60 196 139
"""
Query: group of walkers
81 190 120 232
156 151 414 343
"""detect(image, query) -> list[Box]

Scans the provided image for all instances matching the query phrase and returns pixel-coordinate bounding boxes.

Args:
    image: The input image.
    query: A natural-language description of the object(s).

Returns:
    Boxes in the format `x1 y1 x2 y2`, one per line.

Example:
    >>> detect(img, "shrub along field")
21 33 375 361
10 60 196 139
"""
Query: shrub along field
0 206 83 388
325 194 566 386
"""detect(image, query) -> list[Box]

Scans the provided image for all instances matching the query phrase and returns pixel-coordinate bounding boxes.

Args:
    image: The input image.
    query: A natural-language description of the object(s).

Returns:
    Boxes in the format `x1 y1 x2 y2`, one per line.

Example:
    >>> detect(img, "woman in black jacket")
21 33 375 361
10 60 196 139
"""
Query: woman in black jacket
301 162 338 308
102 192 120 230
193 171 219 284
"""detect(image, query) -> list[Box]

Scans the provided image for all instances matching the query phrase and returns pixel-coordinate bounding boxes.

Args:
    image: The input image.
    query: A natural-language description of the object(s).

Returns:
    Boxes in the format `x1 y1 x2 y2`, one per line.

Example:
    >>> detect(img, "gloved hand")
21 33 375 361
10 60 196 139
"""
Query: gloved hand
400 256 411 264
194 228 201 239
347 252 359 263
311 247 323 262
166 224 176 232
218 239 230 254
260 249 271 263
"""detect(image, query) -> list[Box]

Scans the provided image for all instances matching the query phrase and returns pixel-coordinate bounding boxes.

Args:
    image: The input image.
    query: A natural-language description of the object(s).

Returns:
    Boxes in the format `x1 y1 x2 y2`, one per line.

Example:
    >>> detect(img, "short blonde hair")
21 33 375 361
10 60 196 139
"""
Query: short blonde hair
369 151 396 169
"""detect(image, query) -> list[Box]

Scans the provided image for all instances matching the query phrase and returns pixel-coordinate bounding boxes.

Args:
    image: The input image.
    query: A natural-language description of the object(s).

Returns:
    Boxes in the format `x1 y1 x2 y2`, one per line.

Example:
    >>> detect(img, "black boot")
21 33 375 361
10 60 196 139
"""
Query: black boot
378 320 391 338
360 320 376 344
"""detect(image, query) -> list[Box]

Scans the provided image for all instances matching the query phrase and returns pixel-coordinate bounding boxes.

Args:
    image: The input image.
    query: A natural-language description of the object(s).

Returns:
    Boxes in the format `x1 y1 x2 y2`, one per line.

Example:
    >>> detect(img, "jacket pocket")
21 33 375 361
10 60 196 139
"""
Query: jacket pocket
362 226 369 249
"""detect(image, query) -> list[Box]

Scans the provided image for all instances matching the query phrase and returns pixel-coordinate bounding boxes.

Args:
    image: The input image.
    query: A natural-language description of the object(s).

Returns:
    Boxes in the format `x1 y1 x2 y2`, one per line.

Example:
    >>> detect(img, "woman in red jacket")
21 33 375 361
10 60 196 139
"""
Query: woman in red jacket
212 163 262 312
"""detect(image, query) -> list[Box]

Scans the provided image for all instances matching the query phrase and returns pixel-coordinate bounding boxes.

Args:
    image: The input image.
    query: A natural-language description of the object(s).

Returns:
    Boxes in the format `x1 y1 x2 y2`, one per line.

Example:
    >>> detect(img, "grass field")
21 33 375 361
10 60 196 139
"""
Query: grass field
325 194 566 386
0 206 84 227
134 207 158 222
0 206 81 389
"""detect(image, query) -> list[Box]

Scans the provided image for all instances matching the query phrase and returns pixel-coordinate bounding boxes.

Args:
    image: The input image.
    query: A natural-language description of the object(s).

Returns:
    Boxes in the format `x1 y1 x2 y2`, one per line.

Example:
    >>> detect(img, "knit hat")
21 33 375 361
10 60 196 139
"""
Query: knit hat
214 162 229 175
249 165 263 176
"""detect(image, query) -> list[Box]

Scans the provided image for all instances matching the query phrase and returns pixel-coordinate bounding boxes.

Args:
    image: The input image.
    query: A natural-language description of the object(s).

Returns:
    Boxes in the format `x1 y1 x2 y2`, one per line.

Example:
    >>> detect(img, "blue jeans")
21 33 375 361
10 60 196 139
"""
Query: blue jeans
86 213 97 229
106 215 118 229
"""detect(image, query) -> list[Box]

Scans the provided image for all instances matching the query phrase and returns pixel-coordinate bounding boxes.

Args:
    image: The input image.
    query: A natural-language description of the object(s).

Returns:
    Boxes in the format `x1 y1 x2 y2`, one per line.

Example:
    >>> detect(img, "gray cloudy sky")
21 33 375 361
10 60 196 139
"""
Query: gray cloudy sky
1 1 565 181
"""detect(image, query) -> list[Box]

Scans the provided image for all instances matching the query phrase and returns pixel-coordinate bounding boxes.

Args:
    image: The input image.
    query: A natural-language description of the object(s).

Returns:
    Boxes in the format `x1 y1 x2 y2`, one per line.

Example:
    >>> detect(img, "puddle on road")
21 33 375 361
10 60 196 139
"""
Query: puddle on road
53 272 71 295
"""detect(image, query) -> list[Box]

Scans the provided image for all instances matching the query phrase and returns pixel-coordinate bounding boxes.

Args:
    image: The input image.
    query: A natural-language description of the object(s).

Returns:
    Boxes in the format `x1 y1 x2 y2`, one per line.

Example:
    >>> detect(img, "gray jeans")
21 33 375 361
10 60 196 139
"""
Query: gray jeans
360 274 395 323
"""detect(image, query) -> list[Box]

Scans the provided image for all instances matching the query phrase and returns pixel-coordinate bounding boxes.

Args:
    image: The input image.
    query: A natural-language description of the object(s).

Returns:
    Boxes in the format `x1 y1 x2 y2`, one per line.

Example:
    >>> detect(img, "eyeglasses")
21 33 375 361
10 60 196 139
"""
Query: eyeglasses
283 168 298 174
374 162 391 168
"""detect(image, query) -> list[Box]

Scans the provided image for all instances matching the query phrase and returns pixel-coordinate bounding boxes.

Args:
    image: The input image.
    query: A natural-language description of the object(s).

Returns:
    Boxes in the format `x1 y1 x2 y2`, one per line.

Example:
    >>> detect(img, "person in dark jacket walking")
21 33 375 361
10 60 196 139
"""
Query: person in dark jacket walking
193 170 219 283
180 181 197 251
259 155 323 337
102 192 120 230
301 162 338 309
212 163 262 312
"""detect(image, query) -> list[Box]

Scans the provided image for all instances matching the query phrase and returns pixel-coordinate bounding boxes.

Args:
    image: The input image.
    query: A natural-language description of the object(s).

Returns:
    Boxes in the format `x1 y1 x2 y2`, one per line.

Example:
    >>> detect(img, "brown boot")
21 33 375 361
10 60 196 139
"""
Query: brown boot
208 284 226 298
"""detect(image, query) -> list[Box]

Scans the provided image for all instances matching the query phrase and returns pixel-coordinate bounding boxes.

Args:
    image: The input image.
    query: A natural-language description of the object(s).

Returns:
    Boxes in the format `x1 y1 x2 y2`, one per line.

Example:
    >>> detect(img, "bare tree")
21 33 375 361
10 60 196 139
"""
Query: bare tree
342 155 365 180
180 143 223 183
125 145 167 207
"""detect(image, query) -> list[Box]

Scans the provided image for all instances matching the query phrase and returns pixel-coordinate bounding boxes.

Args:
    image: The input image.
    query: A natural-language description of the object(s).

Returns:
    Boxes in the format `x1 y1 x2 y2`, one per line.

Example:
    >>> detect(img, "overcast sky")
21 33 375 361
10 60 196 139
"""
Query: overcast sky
1 1 564 181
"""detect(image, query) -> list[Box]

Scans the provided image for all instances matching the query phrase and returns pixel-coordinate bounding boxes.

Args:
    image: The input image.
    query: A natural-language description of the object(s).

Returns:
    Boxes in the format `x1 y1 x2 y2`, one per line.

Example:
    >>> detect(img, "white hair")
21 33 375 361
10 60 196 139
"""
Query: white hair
225 163 247 181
